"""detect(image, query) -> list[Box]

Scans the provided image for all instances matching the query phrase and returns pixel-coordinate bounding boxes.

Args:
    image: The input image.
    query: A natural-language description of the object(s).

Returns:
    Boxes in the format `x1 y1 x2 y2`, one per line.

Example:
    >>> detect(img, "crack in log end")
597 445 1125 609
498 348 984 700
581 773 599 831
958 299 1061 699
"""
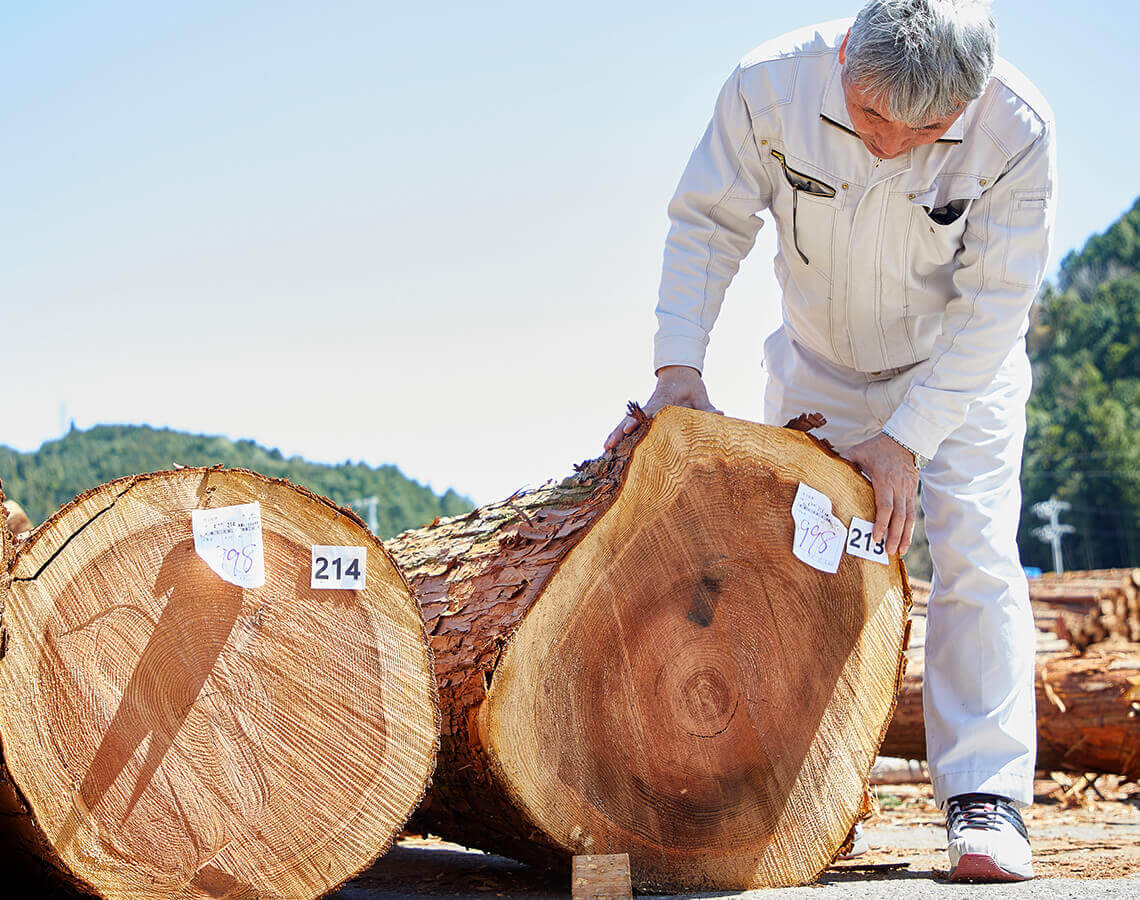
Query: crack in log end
479 640 512 698
11 479 138 583
687 575 722 627
684 694 740 738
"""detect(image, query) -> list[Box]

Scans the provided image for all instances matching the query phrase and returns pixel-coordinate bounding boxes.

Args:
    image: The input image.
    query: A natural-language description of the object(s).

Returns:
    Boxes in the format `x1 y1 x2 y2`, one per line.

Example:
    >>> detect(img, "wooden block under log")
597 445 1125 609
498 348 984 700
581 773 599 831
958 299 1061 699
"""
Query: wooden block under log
572 853 632 900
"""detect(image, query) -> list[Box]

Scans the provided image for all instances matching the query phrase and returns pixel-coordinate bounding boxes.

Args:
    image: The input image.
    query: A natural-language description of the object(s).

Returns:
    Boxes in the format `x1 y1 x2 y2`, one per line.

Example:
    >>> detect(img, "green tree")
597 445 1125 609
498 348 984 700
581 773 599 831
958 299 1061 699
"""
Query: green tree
1020 197 1140 570
0 425 473 538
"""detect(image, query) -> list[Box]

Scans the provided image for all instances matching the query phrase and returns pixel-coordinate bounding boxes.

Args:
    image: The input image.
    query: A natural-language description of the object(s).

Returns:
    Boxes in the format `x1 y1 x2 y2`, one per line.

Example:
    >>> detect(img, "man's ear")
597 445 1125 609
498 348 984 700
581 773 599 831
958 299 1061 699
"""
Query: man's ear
839 29 849 65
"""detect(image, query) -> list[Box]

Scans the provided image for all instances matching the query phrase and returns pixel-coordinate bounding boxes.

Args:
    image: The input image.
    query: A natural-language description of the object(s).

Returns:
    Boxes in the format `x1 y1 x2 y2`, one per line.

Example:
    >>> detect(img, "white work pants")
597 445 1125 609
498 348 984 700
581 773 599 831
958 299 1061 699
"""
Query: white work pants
762 327 1037 807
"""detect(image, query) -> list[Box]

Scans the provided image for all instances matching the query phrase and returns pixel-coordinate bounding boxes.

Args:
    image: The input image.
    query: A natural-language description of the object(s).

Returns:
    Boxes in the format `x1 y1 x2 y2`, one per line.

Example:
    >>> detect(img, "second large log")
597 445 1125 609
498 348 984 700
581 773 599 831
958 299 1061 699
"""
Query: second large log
387 406 912 891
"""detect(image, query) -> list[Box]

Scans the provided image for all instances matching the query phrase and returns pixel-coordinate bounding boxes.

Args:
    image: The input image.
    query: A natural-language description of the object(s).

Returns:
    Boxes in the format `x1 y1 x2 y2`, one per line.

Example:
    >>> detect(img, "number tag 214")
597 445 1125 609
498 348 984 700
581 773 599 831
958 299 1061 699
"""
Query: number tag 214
311 545 367 589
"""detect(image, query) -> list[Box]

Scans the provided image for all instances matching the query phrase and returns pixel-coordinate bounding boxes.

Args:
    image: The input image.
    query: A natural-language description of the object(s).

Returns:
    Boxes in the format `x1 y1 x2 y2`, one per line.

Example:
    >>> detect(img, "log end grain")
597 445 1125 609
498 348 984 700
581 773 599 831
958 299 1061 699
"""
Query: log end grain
484 407 911 890
0 468 438 899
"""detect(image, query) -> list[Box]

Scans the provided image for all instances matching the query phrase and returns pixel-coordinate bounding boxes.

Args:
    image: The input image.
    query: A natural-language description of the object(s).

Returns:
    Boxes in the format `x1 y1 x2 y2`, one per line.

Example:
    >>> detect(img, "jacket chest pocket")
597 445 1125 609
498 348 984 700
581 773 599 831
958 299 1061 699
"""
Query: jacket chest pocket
900 174 988 309
767 147 843 283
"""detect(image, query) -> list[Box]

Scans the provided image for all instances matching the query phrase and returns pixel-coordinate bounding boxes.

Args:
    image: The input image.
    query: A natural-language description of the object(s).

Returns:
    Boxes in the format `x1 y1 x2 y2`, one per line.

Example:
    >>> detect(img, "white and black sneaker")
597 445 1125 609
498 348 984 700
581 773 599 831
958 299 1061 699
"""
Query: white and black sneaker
838 822 869 859
946 793 1033 882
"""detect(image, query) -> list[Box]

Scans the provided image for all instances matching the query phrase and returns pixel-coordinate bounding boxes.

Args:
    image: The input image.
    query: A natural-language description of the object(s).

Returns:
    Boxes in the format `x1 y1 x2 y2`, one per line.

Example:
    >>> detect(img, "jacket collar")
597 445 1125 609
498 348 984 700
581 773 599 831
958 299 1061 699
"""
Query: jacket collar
819 57 966 144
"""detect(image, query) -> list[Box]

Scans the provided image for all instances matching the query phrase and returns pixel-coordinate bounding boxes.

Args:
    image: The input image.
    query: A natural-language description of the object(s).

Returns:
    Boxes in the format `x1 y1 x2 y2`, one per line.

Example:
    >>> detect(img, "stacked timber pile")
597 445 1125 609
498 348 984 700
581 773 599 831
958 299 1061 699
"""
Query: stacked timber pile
909 571 1140 648
883 578 1140 779
387 406 912 892
0 469 438 899
1027 569 1140 647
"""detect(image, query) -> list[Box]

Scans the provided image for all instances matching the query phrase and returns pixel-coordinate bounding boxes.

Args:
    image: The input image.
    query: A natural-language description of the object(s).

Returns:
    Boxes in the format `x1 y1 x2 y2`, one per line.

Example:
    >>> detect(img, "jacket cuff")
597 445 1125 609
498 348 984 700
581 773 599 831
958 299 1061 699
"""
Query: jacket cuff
653 336 707 375
882 403 946 462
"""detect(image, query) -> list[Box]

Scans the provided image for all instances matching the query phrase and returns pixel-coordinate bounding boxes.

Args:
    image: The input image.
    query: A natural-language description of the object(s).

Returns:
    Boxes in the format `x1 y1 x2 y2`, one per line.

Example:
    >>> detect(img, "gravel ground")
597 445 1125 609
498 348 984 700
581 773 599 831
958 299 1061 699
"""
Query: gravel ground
336 840 1140 900
335 779 1140 899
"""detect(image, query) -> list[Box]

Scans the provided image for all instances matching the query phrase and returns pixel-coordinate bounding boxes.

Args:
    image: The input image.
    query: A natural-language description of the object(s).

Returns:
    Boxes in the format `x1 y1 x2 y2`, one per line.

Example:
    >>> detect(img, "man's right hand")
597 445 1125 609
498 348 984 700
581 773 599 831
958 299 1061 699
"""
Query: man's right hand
603 365 723 450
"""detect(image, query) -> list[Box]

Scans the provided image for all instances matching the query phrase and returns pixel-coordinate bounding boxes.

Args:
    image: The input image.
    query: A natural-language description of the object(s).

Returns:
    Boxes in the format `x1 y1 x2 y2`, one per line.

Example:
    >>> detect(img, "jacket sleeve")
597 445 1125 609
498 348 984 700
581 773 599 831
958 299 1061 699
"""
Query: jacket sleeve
653 67 775 374
883 119 1057 461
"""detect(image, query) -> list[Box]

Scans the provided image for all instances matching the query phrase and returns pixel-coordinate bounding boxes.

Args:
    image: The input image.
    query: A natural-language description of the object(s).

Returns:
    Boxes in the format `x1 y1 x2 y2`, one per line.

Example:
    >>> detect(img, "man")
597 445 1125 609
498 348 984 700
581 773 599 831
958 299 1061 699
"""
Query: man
605 0 1055 882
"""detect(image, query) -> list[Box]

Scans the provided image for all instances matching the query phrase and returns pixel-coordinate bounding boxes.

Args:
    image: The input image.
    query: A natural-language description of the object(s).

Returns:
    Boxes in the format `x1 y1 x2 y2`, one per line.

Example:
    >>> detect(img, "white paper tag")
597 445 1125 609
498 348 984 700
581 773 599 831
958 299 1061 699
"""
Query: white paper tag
846 516 889 565
791 482 848 573
311 545 367 590
192 502 266 588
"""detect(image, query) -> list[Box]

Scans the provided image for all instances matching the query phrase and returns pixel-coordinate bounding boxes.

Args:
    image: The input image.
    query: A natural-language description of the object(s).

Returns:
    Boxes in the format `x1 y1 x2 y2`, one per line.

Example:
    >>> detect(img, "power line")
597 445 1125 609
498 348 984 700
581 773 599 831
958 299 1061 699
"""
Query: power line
1031 498 1075 574
346 496 379 534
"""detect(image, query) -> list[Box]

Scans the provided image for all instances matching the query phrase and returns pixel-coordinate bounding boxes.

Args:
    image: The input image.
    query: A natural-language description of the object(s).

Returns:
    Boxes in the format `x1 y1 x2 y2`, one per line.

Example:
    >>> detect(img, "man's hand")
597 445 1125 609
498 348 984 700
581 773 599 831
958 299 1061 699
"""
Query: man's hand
604 366 722 450
844 432 919 557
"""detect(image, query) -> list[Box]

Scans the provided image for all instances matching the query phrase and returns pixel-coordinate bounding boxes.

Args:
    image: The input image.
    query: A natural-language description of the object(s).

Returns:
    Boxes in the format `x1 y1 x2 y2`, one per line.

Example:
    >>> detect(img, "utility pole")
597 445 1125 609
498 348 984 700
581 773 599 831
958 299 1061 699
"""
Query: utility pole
347 496 380 535
1032 498 1075 574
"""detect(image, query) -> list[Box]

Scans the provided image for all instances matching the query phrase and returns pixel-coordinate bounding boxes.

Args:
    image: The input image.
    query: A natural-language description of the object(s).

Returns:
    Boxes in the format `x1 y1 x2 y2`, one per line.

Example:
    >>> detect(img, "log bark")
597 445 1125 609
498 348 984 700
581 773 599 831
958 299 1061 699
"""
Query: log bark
880 646 1140 779
386 406 912 892
0 468 438 899
3 499 32 544
1 479 10 581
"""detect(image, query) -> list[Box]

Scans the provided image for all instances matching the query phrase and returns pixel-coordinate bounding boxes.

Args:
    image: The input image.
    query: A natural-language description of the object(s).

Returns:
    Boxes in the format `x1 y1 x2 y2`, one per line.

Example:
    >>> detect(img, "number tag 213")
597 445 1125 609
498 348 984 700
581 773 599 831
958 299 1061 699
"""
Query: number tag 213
846 516 889 565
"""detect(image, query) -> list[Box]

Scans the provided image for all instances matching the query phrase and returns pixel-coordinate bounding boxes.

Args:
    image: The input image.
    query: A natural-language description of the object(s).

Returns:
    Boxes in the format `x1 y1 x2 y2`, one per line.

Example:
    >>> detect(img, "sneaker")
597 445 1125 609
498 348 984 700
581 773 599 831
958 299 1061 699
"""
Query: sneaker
946 793 1033 882
838 822 869 859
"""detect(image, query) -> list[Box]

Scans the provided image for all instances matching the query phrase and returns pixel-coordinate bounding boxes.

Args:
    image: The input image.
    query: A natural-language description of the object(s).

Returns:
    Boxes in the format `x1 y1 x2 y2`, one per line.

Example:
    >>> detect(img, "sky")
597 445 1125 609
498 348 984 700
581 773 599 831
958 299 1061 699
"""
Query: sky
3 1 1138 505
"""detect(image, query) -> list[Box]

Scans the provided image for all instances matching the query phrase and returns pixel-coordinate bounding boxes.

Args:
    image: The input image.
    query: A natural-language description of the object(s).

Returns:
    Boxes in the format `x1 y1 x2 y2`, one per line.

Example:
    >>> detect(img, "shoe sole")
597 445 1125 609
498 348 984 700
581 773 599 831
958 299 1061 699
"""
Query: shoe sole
837 848 868 860
950 853 1032 882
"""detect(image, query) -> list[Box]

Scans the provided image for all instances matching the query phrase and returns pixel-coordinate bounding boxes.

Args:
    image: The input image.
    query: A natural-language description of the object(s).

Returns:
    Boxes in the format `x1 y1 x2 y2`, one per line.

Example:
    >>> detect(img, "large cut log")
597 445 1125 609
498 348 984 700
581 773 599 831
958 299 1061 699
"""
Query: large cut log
386 406 912 892
880 642 1140 779
0 468 438 899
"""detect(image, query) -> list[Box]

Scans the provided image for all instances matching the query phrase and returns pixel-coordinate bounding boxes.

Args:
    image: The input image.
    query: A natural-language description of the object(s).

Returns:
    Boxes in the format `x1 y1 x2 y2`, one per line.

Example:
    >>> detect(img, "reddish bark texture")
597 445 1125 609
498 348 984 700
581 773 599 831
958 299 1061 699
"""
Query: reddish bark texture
385 424 649 866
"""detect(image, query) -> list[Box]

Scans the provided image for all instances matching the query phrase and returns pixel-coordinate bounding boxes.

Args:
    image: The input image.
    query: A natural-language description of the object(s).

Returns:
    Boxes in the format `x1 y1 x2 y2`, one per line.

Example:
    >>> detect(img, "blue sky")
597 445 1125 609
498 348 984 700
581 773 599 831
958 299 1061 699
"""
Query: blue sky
3 1 1137 504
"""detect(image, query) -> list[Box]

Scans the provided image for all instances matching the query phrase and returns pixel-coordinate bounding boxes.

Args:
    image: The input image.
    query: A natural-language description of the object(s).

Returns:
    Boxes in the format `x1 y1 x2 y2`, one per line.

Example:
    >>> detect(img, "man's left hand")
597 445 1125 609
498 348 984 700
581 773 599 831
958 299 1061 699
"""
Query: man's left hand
843 433 919 557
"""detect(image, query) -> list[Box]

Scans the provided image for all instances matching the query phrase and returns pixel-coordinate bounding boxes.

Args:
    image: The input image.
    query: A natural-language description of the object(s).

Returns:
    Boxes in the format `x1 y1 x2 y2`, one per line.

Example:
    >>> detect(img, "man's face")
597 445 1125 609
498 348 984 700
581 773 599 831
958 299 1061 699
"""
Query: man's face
838 34 966 159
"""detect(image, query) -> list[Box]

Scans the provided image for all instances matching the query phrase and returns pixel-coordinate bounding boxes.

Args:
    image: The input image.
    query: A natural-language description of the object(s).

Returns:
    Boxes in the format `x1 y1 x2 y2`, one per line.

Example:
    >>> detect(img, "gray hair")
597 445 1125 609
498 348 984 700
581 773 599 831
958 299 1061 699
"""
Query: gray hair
845 0 997 126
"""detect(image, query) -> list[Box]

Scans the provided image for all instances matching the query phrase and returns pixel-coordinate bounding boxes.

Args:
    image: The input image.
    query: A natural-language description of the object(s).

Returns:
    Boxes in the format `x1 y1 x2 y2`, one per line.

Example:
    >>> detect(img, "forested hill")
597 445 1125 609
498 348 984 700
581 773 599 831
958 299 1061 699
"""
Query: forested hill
0 425 473 538
1021 196 1140 570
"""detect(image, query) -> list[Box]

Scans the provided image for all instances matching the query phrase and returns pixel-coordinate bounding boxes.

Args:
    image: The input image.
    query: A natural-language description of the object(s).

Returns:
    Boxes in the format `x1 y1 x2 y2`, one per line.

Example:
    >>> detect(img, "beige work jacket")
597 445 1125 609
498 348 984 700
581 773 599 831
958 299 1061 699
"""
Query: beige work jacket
653 19 1056 460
